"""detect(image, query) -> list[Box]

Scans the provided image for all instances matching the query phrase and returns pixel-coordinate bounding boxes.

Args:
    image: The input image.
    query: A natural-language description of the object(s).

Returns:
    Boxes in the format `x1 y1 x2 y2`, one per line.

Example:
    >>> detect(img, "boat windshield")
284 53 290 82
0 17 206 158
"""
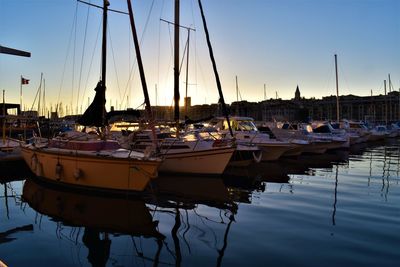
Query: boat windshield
222 119 257 131
237 120 258 131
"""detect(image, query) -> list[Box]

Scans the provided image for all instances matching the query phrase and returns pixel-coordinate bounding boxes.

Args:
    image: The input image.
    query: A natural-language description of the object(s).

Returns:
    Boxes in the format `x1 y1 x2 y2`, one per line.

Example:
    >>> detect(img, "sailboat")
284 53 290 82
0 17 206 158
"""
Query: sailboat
0 92 24 161
20 0 162 193
121 0 235 175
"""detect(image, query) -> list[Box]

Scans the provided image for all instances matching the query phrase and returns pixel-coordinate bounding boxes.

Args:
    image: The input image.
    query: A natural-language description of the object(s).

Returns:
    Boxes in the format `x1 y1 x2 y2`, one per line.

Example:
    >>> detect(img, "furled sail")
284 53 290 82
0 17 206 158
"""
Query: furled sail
77 81 107 127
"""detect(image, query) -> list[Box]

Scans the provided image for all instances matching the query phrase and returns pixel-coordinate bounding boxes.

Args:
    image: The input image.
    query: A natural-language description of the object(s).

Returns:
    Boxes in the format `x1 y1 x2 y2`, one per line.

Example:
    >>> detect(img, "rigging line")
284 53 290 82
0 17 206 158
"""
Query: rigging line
134 101 145 110
30 74 43 112
82 19 102 104
142 0 156 41
157 17 162 98
108 26 123 103
193 29 198 97
76 1 91 113
127 20 132 109
157 0 166 93
71 2 80 115
121 55 137 108
189 0 198 97
168 24 174 61
57 1 79 112
193 44 208 101
189 0 197 28
179 37 189 74
323 56 335 95
338 62 352 95
162 25 174 93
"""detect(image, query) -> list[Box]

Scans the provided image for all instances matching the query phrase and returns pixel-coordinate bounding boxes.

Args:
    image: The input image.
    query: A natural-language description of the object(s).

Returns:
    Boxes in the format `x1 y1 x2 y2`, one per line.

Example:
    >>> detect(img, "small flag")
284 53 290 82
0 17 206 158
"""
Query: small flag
21 77 29 85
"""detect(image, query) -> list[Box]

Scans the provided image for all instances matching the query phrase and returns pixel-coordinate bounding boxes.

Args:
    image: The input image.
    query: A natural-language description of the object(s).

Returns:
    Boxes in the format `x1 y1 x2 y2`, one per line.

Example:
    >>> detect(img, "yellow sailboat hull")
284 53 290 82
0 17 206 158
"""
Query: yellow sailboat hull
21 146 161 192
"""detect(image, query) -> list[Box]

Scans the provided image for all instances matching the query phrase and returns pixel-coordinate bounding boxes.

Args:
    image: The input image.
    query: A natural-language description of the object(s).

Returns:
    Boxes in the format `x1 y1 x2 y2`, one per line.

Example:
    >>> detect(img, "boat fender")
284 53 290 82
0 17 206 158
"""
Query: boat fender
252 151 262 163
36 162 43 177
31 154 38 171
143 144 156 159
55 163 63 181
74 168 82 180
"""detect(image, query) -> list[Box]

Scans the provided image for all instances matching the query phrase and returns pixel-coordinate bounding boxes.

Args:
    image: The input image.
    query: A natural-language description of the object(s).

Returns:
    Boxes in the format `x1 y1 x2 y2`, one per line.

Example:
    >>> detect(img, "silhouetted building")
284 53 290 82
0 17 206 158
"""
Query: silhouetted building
294 85 301 101
144 87 400 124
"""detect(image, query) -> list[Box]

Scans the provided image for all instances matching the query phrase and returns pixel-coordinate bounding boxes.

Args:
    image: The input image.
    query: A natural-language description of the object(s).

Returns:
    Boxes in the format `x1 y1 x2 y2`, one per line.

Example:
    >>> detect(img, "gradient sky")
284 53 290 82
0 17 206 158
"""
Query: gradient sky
1 0 399 114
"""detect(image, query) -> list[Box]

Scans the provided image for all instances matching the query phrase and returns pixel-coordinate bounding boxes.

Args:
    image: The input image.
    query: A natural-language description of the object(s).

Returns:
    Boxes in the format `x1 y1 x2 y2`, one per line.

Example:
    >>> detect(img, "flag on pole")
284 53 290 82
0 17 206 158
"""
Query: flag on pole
21 77 29 85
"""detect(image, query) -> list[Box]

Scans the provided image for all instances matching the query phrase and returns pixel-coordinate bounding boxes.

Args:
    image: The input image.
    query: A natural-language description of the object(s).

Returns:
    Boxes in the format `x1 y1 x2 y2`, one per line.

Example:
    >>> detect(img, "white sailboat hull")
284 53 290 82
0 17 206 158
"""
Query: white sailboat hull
159 147 235 175
257 143 294 161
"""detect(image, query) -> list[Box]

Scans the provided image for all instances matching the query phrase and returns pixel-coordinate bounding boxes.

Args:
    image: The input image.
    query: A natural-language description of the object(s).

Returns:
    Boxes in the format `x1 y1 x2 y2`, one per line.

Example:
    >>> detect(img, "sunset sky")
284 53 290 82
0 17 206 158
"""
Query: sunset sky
1 0 399 114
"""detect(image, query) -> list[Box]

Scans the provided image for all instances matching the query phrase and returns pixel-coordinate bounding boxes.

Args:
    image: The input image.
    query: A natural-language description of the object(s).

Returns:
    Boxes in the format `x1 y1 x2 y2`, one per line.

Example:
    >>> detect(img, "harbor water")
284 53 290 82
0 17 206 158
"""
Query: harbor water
1 139 399 267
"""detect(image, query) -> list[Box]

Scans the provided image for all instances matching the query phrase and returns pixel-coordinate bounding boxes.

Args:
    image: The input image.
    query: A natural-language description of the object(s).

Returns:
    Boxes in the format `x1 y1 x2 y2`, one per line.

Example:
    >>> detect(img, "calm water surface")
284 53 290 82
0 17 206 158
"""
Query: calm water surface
1 140 399 267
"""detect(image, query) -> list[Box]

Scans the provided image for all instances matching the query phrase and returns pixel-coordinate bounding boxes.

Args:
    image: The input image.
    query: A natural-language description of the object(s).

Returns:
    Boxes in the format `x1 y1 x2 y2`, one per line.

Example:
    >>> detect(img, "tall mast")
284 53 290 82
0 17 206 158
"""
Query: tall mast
184 28 191 116
2 90 5 144
198 0 233 137
38 73 43 117
126 0 153 120
388 73 392 122
264 84 266 100
398 87 400 121
20 76 23 113
43 79 46 117
174 0 180 133
101 0 108 86
236 76 239 103
334 54 339 122
384 80 387 125
126 0 158 144
101 0 108 124
235 76 239 115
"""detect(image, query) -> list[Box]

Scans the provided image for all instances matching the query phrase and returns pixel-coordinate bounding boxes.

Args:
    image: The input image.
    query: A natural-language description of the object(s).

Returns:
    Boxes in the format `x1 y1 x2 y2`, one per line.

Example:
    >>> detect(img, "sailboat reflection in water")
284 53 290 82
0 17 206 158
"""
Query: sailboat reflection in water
22 178 165 266
22 173 242 266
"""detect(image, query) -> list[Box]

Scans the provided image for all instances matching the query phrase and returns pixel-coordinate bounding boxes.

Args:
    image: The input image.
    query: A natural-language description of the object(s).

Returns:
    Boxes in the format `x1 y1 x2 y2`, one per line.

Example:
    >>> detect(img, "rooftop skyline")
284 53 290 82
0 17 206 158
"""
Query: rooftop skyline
1 0 399 114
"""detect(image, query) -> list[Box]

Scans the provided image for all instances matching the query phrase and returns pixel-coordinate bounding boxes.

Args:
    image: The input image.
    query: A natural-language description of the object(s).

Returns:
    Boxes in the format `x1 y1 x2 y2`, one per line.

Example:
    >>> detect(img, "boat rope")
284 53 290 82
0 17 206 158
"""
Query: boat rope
108 26 123 103
76 1 91 114
130 164 157 179
179 37 189 74
82 21 102 105
56 1 79 114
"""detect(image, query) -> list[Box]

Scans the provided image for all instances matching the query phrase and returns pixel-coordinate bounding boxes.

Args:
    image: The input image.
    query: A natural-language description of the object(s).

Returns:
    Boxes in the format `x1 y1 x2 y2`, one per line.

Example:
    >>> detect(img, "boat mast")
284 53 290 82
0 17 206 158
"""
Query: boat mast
388 74 392 122
101 0 108 125
184 28 191 117
126 0 153 121
236 76 239 115
334 54 339 122
174 0 180 136
2 90 5 144
126 0 159 143
198 0 233 137
384 79 387 125
264 84 266 100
